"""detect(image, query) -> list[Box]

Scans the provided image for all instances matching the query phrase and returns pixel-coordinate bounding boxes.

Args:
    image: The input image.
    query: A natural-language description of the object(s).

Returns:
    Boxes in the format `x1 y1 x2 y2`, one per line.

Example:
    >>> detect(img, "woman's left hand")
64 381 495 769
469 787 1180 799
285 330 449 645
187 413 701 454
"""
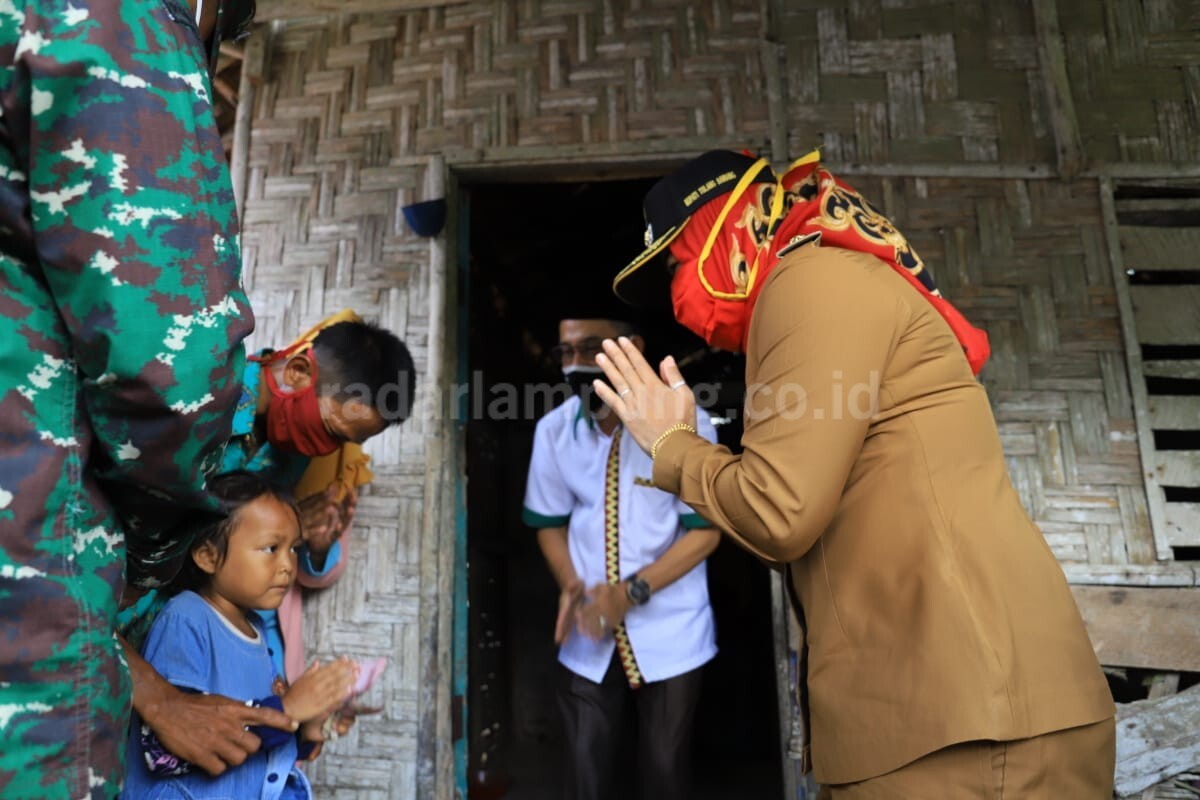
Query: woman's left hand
594 337 697 456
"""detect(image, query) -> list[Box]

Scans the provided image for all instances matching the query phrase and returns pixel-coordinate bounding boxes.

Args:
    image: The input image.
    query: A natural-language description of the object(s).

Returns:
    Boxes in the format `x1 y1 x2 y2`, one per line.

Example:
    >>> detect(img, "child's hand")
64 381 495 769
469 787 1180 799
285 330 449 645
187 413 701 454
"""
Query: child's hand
332 708 358 737
298 709 357 746
298 717 326 744
281 658 357 723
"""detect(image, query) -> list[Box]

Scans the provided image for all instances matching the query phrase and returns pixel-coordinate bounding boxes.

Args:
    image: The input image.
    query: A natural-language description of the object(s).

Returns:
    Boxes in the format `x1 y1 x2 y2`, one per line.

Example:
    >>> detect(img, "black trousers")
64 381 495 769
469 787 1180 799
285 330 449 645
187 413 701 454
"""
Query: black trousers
557 654 704 800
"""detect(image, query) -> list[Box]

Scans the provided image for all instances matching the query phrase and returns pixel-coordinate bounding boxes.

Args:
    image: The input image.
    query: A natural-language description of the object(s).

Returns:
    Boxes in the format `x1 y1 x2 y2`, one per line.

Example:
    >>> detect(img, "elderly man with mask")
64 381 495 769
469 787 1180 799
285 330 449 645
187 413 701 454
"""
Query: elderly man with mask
0 1 282 797
595 151 1115 798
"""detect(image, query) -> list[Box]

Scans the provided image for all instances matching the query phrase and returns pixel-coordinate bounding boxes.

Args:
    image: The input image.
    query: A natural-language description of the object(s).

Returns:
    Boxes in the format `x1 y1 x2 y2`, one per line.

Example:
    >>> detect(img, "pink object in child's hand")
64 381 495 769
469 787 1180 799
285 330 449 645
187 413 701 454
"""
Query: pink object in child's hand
352 656 387 696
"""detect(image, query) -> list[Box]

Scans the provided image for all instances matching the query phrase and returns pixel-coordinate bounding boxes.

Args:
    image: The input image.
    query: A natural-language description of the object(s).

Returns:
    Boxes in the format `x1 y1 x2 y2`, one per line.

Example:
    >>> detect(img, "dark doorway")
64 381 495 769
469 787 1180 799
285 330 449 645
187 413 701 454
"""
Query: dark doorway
461 176 783 800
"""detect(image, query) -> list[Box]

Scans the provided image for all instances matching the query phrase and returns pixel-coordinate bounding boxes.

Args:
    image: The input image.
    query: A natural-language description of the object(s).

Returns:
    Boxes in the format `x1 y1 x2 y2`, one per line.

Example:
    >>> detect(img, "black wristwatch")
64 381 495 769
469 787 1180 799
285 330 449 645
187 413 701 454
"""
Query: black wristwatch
626 574 651 606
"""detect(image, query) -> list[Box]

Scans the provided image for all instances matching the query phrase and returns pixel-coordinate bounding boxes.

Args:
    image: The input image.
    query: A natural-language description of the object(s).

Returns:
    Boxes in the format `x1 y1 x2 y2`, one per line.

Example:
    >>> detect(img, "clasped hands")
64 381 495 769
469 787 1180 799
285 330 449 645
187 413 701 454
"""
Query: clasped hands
144 656 360 775
278 657 362 758
298 484 358 569
554 579 632 645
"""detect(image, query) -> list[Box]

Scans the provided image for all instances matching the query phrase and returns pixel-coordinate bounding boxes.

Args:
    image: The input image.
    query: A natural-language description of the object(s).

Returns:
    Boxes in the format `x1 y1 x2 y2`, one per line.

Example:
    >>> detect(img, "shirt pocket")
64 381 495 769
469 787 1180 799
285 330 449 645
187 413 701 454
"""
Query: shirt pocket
622 483 678 559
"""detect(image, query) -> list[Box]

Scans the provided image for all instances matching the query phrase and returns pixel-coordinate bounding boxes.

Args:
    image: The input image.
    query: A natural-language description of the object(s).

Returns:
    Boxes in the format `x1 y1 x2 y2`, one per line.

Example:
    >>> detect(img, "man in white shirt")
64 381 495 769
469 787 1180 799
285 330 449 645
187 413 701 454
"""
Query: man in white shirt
523 316 719 800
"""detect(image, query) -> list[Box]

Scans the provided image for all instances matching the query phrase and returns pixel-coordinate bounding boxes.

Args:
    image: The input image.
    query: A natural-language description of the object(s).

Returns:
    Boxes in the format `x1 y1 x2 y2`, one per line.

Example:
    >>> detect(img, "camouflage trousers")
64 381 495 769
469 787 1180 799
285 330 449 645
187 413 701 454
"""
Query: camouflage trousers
0 255 130 798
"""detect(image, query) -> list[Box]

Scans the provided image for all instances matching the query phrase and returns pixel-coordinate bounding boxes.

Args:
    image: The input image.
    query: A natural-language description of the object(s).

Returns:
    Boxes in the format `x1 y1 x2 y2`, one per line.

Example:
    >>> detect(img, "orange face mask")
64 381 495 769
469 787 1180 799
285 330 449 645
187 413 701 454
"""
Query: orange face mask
260 349 341 457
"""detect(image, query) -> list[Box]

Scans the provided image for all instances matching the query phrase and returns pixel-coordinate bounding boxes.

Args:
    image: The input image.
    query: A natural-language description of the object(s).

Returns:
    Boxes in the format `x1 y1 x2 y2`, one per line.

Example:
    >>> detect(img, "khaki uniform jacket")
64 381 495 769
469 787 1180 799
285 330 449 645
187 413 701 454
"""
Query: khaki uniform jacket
653 244 1114 784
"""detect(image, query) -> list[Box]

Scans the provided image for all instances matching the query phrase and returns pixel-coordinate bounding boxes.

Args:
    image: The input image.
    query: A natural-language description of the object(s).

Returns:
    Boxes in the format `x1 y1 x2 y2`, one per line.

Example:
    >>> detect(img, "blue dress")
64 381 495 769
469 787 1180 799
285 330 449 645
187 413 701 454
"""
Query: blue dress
122 591 312 799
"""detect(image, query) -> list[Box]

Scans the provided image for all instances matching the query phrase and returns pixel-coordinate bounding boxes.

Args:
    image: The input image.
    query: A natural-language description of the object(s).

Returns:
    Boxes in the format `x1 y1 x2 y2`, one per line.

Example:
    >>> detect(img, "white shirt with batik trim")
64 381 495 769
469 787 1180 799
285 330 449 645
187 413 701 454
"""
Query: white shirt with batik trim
523 396 718 684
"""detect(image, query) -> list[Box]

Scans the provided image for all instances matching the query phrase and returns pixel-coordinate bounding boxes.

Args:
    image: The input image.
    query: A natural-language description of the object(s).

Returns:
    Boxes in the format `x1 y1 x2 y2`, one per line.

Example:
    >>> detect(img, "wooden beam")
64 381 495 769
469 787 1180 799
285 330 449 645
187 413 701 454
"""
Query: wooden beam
255 0 467 21
1091 163 1200 179
1118 226 1200 271
1144 360 1200 380
1071 586 1200 672
218 41 245 61
414 154 454 800
1130 286 1200 347
212 75 238 107
1032 0 1085 177
1164 503 1200 548
1117 197 1200 214
445 149 1200 183
1151 452 1200 487
1139 674 1184 800
770 572 800 800
230 29 267 223
1102 178 1174 560
1063 562 1197 587
1147 396 1200 430
761 0 790 166
1115 682 1200 797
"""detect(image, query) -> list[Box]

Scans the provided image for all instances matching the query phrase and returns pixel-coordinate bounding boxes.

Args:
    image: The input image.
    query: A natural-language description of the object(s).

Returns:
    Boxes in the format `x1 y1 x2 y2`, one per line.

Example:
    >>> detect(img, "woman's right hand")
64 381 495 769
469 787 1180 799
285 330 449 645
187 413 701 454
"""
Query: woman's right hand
282 658 358 722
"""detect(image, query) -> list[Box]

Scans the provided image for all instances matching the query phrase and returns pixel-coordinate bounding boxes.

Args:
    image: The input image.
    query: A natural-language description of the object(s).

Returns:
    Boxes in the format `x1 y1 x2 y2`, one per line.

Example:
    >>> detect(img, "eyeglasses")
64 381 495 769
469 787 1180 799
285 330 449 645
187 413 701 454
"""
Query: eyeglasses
550 338 605 362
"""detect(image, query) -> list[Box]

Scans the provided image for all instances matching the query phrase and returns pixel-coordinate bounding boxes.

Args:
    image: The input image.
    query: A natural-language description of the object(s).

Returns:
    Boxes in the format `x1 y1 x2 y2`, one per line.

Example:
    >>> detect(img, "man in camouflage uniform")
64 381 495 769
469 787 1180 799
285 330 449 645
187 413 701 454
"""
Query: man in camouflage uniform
0 1 261 797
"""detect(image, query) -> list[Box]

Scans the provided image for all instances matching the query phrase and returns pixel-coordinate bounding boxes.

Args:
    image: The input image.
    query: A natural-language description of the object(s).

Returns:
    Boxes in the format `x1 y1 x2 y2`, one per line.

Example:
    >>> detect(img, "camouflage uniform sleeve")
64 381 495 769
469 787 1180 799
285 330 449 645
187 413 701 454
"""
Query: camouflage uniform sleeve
16 0 253 585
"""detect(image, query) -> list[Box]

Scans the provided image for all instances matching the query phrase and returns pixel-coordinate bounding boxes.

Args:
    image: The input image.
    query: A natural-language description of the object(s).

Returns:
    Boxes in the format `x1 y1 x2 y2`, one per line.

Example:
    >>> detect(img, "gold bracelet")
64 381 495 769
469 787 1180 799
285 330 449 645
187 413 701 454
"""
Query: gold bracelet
650 423 697 461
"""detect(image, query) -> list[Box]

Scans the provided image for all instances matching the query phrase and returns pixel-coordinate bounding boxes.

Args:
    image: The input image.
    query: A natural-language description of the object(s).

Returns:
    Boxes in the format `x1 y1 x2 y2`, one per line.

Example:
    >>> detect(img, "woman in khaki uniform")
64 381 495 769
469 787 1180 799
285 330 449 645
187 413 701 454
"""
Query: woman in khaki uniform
595 150 1116 798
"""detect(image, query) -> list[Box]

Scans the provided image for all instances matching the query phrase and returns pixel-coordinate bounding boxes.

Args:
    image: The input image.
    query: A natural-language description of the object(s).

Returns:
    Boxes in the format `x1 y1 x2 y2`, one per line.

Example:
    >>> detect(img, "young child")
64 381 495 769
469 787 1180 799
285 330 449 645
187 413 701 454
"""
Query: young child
123 471 357 800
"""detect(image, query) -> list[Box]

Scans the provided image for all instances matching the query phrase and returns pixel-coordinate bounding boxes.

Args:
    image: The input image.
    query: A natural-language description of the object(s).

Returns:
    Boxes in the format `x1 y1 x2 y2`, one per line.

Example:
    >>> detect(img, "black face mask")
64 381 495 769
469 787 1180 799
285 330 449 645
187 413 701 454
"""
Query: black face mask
562 365 610 417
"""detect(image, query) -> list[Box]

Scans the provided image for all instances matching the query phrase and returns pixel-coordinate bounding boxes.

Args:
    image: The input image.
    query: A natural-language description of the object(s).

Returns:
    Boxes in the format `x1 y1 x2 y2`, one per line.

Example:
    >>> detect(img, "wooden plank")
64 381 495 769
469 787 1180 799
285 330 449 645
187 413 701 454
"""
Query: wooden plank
1147 396 1200 430
1164 502 1200 546
1063 563 1197 587
1117 197 1200 214
1115 683 1200 797
1130 285 1200 346
1102 179 1174 559
1140 672 1184 800
770 572 800 800
1119 226 1200 271
763 0 789 165
1093 164 1200 179
1071 586 1200 671
256 0 468 21
1144 360 1200 380
231 33 268 223
1032 0 1084 177
1151 451 1200 486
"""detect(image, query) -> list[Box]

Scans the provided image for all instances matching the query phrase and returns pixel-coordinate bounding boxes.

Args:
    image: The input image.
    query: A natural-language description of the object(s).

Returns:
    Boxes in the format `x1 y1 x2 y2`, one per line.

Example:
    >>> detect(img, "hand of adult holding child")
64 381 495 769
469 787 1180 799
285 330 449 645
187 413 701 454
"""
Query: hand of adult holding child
126 639 297 776
282 657 358 723
594 337 697 457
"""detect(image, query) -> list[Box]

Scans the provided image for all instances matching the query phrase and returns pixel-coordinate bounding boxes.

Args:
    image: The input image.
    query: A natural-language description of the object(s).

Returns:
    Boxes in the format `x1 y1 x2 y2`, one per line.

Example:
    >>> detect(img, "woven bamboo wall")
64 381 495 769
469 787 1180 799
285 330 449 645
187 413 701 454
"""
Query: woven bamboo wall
780 1 1060 165
781 0 1200 169
855 176 1157 568
1061 0 1200 165
236 1 1199 796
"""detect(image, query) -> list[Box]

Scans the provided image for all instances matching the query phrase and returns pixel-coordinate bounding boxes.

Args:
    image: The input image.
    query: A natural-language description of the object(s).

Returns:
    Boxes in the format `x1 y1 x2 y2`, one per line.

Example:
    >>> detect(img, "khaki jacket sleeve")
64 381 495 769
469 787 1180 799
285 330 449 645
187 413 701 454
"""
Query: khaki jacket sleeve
652 249 906 563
